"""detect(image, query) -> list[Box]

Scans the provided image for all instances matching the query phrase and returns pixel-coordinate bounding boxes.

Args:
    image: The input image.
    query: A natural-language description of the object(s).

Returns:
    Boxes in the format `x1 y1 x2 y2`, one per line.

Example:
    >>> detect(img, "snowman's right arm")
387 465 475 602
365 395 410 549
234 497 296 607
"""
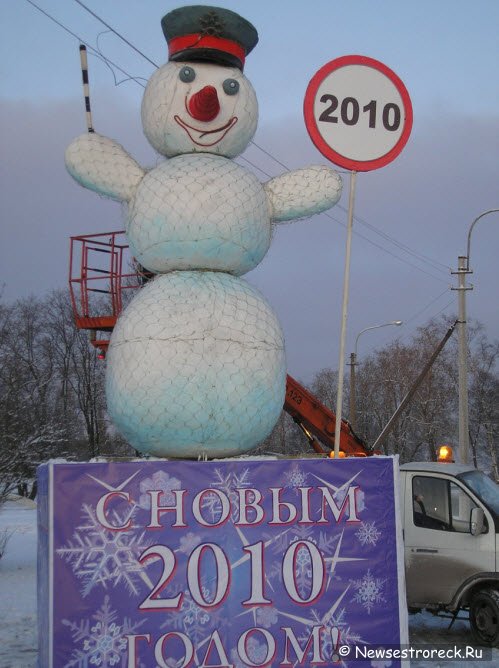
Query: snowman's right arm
65 133 145 202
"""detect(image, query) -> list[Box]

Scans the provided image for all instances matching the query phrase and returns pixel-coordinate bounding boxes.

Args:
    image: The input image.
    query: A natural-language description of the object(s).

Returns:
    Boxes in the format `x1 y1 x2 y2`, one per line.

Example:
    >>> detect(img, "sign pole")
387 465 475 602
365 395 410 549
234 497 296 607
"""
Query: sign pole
334 170 357 457
303 55 412 456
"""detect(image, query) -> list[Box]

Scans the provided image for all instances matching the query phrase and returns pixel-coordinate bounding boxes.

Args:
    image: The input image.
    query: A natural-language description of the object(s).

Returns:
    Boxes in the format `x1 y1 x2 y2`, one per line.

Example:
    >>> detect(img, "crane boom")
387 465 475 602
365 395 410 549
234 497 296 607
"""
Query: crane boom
284 374 371 456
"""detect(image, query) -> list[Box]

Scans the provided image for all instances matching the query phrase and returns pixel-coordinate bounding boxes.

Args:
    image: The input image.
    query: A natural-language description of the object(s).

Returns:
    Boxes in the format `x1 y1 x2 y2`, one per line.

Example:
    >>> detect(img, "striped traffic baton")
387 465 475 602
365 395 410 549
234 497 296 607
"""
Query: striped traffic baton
79 44 94 133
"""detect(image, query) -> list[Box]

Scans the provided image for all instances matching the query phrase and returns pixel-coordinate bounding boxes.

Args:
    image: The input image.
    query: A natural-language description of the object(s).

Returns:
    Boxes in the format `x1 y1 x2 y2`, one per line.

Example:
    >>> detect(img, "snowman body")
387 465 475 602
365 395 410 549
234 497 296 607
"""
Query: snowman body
65 25 342 458
106 271 285 458
127 153 271 275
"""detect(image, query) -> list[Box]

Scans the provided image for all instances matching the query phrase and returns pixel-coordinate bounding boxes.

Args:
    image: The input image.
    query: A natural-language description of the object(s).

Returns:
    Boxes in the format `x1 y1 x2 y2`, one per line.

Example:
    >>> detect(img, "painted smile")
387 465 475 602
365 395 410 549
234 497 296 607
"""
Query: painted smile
174 115 238 146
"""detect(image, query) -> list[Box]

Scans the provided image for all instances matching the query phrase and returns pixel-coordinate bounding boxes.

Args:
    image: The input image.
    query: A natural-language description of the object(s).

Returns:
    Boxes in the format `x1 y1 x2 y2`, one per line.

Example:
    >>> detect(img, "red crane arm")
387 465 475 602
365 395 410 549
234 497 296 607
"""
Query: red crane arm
284 374 371 456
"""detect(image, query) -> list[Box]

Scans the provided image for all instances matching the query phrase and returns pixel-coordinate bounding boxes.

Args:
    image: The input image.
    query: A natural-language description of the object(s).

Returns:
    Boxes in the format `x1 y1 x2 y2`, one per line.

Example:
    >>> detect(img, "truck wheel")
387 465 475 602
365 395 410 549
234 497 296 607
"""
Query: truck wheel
470 589 499 647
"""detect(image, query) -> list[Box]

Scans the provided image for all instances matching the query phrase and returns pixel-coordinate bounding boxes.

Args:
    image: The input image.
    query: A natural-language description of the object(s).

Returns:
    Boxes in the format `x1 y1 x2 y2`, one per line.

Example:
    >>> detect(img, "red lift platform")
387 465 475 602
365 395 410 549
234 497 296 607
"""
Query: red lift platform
69 231 151 356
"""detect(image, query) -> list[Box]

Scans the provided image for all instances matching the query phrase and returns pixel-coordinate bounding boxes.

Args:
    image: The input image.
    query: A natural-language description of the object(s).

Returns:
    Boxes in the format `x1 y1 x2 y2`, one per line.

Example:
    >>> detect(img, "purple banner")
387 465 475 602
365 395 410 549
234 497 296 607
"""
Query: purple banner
38 457 407 667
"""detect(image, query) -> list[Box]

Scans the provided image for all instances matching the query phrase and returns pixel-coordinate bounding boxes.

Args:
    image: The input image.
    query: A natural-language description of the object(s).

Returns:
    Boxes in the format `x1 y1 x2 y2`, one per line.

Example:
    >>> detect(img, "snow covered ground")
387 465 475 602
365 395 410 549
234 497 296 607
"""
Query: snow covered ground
0 497 38 668
0 496 497 668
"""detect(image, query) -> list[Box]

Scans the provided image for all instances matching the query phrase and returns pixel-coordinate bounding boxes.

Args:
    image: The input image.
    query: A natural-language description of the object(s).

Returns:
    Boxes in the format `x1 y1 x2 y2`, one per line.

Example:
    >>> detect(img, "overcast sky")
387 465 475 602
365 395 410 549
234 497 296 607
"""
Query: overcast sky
1 0 498 382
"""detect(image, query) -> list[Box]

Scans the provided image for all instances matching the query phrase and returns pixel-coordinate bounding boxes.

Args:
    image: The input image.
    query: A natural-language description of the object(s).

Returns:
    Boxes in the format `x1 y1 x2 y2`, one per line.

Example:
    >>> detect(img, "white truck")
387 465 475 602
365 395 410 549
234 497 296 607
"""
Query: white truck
400 459 499 646
283 375 499 647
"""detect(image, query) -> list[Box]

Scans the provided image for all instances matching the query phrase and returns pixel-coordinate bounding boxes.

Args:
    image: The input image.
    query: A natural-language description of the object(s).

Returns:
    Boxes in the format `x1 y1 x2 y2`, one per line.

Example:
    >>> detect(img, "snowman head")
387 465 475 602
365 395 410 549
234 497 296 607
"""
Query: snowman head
142 60 258 158
142 5 259 158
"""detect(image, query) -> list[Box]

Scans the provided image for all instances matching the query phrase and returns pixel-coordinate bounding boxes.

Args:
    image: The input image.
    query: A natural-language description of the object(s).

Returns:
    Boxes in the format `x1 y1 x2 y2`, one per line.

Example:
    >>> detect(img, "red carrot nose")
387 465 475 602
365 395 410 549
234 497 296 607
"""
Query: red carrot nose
188 86 220 122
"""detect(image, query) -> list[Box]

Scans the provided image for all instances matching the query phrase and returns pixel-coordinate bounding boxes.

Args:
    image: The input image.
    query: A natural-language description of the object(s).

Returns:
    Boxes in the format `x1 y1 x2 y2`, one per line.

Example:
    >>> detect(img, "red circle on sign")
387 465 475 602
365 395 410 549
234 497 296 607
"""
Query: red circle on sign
304 55 413 171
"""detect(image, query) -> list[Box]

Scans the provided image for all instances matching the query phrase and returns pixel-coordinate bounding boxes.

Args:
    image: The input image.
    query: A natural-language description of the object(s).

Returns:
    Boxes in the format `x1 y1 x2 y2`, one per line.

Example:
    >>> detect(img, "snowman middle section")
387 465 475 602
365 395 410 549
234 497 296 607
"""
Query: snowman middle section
127 153 272 276
106 270 286 458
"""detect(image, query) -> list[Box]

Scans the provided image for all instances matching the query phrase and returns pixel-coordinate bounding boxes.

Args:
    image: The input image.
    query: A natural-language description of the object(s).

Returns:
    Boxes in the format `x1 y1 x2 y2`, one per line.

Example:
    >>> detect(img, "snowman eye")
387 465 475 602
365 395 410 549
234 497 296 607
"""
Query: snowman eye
179 66 196 83
223 78 239 95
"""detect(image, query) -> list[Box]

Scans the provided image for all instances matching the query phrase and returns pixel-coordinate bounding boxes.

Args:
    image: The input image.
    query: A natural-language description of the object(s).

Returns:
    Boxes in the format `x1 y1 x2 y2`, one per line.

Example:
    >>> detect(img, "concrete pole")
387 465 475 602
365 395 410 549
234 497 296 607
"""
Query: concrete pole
349 352 357 432
457 209 499 465
455 255 471 465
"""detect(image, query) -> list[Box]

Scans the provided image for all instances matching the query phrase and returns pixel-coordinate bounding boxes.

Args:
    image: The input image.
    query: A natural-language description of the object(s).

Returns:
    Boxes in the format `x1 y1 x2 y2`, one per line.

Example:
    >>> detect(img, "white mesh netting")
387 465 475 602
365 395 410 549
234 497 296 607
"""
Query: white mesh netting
141 61 258 158
265 165 342 222
65 133 144 202
127 153 271 275
106 271 286 458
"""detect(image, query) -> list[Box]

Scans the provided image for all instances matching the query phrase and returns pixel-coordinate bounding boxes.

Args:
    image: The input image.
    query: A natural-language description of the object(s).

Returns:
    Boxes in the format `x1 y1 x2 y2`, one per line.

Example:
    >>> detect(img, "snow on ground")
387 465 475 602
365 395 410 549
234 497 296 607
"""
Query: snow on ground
0 496 497 668
0 497 38 668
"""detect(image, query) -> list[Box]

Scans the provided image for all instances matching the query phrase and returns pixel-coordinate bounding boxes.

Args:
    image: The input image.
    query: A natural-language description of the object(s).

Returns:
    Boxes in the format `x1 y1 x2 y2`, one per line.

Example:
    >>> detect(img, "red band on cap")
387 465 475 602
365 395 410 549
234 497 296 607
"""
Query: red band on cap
168 33 246 66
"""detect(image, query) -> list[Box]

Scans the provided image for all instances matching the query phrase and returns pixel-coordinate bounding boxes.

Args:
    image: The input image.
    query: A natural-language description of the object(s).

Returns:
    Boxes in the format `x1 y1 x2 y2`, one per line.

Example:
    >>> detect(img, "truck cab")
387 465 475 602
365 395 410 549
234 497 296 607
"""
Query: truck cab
400 461 499 646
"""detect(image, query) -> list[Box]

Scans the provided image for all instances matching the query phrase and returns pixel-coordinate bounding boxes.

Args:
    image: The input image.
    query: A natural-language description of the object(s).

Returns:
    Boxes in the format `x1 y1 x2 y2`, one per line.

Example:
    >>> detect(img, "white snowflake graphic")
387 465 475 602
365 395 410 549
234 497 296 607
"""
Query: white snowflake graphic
138 469 181 509
57 503 151 597
161 588 224 646
183 590 211 628
178 531 202 554
62 595 146 667
297 607 363 663
294 543 314 597
255 606 278 629
351 569 387 614
205 467 253 522
230 635 270 668
355 521 381 547
283 464 309 490
316 529 340 556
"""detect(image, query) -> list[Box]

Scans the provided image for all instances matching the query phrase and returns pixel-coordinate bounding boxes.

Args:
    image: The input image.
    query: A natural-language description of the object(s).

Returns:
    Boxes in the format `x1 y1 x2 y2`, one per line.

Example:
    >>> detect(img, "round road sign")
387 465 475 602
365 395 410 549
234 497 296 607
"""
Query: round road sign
304 55 413 171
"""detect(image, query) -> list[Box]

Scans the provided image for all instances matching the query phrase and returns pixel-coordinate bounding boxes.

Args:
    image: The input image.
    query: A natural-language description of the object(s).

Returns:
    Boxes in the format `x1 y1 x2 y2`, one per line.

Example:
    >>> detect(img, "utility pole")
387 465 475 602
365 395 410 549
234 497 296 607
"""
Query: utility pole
451 256 472 465
450 209 499 465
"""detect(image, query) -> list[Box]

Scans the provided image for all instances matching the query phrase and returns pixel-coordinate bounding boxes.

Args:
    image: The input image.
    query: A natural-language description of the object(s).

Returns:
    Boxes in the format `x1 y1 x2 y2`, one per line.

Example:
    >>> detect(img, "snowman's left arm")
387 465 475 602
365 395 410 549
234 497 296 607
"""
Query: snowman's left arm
264 166 342 223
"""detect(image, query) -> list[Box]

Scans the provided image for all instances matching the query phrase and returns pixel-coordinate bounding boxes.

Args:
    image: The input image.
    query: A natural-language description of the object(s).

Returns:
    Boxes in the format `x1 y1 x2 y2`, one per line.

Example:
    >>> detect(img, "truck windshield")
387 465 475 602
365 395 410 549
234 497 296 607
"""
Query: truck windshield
458 470 499 516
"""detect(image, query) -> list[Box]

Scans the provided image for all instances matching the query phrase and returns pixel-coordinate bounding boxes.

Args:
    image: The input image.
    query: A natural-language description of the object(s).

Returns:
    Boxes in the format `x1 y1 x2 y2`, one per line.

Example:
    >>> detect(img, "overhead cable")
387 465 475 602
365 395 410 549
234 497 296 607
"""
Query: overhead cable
73 0 159 69
25 0 146 88
238 154 448 285
248 141 450 276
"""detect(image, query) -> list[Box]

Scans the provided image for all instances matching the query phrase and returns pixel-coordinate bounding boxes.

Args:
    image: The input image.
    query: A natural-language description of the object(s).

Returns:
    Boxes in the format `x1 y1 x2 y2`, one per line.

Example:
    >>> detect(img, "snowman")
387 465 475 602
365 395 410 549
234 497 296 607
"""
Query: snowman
65 5 342 459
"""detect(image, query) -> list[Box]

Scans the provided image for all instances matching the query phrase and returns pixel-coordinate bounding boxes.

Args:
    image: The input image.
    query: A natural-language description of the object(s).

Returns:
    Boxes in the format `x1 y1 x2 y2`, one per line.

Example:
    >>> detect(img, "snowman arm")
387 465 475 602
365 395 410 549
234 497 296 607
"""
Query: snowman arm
264 166 342 223
65 133 145 202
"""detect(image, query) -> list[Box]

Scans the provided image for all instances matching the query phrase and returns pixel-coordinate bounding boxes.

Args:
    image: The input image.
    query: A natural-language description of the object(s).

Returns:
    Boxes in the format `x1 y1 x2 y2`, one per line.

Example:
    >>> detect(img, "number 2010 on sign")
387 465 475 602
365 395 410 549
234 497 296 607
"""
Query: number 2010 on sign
319 95 401 132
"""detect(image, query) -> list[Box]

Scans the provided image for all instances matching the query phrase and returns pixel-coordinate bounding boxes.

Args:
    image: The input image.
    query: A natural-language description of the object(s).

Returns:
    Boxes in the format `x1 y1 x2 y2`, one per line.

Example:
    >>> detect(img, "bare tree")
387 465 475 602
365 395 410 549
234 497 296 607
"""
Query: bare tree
308 316 497 468
0 296 66 499
468 335 499 474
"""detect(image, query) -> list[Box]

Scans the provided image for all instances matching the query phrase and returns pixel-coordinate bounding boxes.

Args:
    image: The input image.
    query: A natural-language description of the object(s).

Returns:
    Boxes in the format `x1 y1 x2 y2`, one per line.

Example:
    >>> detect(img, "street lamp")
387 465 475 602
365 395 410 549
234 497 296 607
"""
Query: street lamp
452 208 499 466
349 320 403 432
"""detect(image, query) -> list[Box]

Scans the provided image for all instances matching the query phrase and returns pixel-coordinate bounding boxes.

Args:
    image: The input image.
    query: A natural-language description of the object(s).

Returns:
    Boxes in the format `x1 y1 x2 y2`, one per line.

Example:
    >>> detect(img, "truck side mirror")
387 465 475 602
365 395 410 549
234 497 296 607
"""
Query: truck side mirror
470 507 485 536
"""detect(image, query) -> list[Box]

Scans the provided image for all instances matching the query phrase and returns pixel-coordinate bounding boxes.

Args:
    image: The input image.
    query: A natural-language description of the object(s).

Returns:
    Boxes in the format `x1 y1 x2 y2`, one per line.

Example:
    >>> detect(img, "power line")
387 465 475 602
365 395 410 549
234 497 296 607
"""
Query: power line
239 153 448 285
323 209 449 283
332 287 458 361
72 0 159 69
249 141 450 277
243 142 457 337
337 205 451 275
25 0 146 88
403 288 454 326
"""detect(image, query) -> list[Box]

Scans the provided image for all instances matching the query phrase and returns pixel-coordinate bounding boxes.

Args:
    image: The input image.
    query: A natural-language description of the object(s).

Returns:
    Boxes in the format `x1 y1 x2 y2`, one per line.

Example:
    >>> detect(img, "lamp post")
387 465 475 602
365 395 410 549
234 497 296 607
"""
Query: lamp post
452 208 499 466
349 320 403 433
